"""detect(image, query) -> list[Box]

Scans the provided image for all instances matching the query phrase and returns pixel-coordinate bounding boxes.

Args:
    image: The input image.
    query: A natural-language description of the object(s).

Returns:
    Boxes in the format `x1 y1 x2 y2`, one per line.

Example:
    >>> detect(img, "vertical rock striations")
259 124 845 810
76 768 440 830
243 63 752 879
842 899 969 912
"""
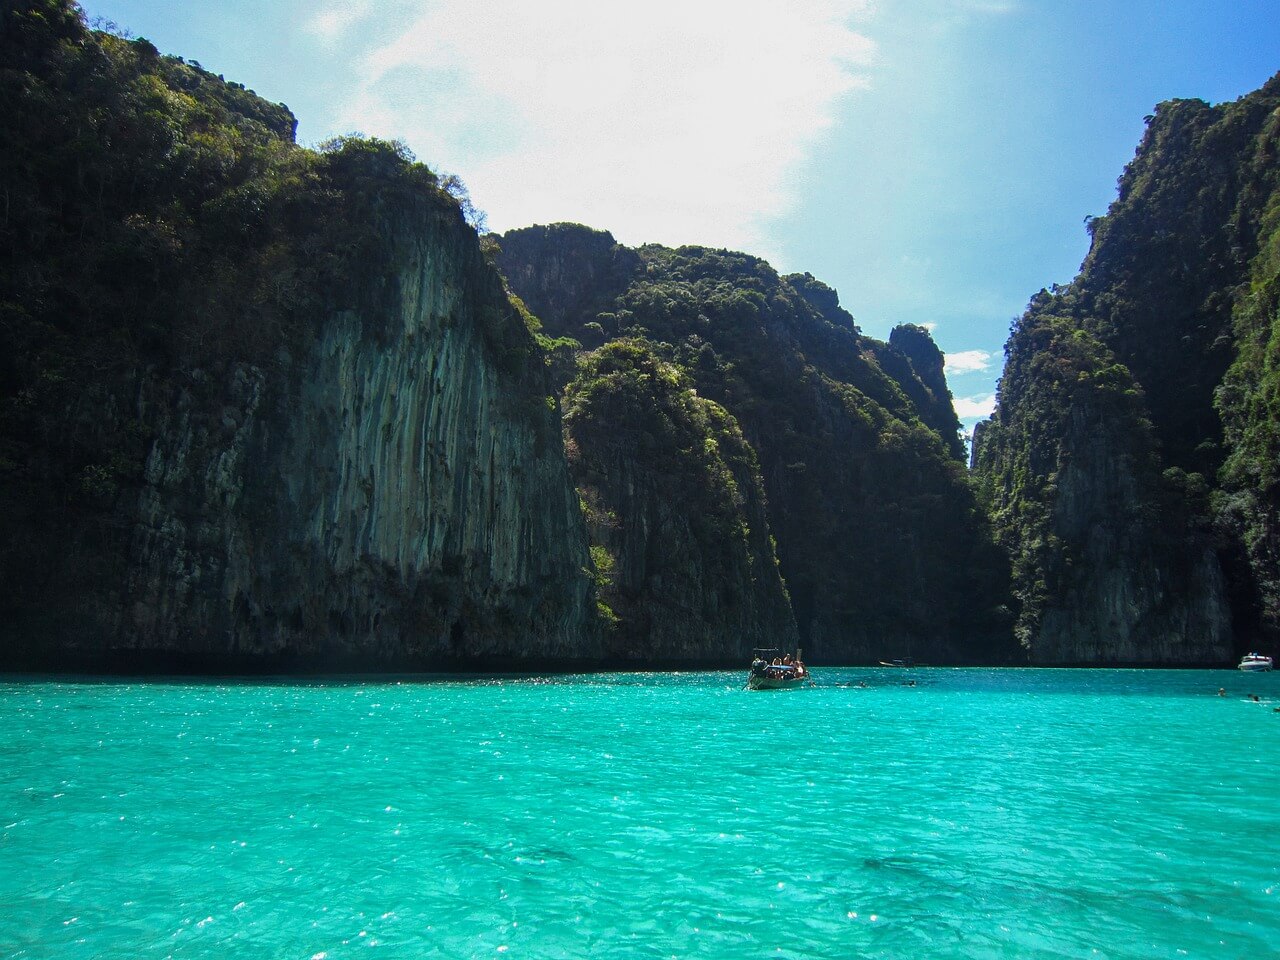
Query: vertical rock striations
125 204 597 667
0 4 596 669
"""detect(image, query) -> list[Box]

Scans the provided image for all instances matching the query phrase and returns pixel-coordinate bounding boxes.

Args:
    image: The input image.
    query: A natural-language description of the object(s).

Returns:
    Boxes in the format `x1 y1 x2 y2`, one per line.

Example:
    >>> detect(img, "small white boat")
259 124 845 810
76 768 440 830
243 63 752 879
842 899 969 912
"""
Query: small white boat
1238 652 1273 672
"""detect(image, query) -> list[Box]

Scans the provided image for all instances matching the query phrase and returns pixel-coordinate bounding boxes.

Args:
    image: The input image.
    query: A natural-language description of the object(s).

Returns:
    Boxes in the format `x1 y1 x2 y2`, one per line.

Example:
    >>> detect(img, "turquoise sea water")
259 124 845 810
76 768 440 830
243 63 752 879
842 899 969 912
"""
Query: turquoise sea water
2 668 1278 959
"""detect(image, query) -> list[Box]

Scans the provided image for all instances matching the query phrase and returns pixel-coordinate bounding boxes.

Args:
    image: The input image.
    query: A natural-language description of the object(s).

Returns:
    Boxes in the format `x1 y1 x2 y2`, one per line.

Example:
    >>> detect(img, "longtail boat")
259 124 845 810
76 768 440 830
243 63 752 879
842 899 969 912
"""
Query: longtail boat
747 647 811 690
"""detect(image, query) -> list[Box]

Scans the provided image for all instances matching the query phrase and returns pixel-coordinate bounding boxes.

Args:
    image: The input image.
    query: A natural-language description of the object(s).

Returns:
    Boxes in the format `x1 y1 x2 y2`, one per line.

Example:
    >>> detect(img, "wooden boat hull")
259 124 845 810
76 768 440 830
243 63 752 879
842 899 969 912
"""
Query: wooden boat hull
747 674 808 690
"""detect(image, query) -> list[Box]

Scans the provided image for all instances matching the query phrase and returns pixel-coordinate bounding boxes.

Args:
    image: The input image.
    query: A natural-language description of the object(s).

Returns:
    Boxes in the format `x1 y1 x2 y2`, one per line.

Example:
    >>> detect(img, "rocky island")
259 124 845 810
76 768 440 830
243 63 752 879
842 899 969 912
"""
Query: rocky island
2 1 1278 669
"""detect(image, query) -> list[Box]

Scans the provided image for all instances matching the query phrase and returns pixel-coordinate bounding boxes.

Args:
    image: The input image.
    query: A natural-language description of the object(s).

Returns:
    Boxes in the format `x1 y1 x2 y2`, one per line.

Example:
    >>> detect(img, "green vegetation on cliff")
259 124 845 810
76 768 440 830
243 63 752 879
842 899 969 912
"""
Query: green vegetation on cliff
972 310 1225 661
0 1 593 666
564 340 796 661
973 73 1280 661
885 323 966 462
500 225 1017 664
1217 92 1280 636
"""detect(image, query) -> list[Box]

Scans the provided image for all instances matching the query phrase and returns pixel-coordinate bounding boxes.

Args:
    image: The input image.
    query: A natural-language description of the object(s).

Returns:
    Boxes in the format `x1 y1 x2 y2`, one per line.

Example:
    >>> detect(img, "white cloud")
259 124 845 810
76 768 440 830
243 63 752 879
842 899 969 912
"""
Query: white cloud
954 393 997 420
944 349 992 374
334 0 876 252
952 0 1018 13
307 1 372 43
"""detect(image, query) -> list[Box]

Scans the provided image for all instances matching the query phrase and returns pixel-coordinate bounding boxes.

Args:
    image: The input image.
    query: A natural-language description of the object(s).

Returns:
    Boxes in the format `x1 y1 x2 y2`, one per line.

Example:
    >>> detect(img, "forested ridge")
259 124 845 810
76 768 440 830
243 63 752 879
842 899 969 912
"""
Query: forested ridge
7 0 1278 669
972 73 1280 663
0 0 596 668
499 228 1017 664
2 0 1002 668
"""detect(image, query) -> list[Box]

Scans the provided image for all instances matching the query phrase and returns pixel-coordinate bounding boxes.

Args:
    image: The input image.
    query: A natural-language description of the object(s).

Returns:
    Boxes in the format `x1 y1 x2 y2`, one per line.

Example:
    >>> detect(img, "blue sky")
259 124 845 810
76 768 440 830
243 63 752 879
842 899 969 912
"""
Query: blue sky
82 0 1280 437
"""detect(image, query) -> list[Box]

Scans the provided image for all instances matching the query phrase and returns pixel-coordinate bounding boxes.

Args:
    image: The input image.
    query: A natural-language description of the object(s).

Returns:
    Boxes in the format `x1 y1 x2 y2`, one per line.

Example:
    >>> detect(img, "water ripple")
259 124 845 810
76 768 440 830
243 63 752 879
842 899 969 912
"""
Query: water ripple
1 668 1278 958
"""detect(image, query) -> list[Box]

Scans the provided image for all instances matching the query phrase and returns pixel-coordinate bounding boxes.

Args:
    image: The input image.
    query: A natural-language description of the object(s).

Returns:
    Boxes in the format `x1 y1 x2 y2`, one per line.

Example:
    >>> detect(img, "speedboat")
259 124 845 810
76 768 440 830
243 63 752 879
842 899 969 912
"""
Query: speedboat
1238 652 1273 672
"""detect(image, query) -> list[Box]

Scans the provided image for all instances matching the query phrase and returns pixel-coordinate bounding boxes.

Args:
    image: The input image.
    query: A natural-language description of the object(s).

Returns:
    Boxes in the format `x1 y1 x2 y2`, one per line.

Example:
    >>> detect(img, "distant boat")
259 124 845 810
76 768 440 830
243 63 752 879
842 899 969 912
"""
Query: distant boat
878 658 916 668
1238 652 1273 672
747 647 811 690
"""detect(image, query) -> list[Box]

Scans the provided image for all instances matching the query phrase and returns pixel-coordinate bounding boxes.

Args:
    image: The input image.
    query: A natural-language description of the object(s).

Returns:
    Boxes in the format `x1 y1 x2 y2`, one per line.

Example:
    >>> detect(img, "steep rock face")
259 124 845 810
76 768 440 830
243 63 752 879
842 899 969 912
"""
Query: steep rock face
886 324 966 461
565 341 796 662
973 317 1229 663
495 224 641 343
974 76 1280 662
1217 85 1280 638
0 6 597 668
500 225 1017 663
1042 442 1230 664
120 206 597 666
1078 85 1280 478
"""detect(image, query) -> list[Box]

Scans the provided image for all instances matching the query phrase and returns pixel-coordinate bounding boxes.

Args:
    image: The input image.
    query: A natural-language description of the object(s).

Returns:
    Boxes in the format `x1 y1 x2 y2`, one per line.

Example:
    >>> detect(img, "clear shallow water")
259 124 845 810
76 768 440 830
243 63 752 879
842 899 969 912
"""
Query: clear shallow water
2 668 1278 960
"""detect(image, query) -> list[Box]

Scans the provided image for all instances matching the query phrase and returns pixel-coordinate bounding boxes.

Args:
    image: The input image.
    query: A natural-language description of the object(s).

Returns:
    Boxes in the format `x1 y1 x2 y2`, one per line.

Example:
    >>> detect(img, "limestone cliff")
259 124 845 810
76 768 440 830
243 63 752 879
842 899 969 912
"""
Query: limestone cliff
1215 77 1280 641
495 224 641 346
972 316 1230 663
116 203 597 667
972 74 1280 662
885 324 966 462
0 6 596 669
499 225 1018 664
564 341 796 662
